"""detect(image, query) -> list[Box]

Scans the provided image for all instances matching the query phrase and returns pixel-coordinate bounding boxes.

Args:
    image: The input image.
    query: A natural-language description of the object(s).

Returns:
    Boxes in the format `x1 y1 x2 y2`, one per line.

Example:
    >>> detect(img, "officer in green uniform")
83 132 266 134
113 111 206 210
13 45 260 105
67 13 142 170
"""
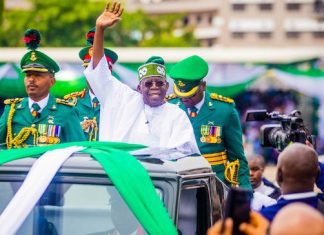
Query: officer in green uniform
168 55 251 189
0 29 85 149
64 28 118 141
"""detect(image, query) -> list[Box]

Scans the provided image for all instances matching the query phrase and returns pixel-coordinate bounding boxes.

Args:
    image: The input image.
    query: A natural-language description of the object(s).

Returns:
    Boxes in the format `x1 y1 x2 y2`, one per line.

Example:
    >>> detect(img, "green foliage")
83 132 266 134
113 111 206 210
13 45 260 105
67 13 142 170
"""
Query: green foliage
0 0 198 47
0 0 3 25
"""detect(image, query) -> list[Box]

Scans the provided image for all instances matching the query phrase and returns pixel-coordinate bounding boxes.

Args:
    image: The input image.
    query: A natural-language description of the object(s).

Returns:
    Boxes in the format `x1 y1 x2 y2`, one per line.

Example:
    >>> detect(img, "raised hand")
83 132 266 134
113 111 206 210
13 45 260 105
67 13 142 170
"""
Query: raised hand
96 1 124 30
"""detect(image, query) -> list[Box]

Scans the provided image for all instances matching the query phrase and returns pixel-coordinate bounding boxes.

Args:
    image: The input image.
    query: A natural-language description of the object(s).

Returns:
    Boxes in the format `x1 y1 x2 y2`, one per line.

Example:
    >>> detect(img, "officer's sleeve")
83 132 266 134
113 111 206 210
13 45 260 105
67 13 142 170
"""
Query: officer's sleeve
61 108 86 143
0 105 9 148
224 106 252 189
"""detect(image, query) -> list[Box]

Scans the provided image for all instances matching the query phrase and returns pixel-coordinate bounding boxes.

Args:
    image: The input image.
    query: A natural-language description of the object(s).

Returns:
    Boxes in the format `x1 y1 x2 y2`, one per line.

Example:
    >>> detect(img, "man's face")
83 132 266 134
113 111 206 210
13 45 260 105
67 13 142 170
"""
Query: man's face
180 81 206 108
248 159 264 189
138 76 169 107
24 71 55 101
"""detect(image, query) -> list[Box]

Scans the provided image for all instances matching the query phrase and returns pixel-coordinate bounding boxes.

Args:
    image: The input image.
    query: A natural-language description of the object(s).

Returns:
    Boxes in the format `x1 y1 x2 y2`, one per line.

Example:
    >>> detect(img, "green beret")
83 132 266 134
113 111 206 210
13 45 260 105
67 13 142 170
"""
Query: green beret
138 56 166 81
20 29 60 74
79 46 118 67
170 55 208 97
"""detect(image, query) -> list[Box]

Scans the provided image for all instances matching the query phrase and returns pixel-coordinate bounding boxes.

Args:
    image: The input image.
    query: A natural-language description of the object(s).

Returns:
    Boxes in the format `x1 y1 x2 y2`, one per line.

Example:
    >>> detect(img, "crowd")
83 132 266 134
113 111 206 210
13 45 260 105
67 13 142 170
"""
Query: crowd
0 1 323 234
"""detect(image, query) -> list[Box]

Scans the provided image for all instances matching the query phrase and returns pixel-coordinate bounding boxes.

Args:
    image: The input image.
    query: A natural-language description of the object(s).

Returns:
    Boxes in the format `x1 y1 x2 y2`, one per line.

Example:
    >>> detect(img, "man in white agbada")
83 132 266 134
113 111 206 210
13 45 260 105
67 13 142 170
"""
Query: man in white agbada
84 1 199 155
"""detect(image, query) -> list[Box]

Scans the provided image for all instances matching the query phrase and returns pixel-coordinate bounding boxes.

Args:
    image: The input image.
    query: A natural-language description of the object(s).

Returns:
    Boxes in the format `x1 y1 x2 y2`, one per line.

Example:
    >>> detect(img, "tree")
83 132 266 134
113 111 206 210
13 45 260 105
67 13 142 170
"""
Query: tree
0 0 198 47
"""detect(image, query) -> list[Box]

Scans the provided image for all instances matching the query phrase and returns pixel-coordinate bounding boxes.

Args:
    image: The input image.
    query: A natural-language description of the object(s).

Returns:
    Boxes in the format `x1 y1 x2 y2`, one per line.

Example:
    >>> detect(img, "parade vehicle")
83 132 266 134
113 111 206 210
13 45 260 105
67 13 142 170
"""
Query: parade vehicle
0 143 228 235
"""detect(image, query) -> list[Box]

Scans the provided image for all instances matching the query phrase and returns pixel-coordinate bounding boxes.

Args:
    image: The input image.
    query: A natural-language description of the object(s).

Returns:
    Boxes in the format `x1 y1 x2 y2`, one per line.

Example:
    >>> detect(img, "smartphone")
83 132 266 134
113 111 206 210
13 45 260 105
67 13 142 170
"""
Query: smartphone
222 187 253 235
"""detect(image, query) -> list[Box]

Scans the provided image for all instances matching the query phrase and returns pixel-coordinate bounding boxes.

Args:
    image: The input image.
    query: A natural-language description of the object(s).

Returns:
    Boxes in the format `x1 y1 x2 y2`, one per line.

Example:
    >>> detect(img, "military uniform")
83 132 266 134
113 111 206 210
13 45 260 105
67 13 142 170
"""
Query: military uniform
0 95 85 148
0 29 85 149
168 55 251 189
64 89 100 141
70 27 118 141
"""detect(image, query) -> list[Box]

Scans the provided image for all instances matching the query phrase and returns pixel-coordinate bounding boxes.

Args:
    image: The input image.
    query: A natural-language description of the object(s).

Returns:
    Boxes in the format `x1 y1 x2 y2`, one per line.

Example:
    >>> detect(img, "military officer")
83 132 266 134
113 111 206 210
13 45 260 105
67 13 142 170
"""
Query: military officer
64 28 118 141
0 29 85 149
168 55 251 189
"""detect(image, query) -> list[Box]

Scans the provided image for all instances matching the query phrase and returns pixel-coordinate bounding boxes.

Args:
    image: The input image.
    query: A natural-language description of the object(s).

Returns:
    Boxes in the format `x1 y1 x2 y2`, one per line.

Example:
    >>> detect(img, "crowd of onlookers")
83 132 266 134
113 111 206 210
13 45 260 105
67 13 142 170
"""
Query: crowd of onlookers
207 89 324 235
208 142 324 235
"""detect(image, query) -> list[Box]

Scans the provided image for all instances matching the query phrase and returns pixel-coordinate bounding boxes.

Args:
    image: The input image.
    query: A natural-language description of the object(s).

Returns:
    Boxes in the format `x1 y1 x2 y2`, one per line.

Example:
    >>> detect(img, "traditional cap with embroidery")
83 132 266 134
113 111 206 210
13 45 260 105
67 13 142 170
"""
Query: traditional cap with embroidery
79 27 118 69
170 55 208 98
137 56 166 81
20 29 60 74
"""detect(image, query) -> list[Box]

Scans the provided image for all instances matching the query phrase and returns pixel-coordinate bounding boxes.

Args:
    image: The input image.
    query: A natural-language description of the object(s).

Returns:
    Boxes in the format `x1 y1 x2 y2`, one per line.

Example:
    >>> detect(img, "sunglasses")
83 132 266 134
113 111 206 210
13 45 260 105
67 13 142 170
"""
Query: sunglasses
143 80 166 88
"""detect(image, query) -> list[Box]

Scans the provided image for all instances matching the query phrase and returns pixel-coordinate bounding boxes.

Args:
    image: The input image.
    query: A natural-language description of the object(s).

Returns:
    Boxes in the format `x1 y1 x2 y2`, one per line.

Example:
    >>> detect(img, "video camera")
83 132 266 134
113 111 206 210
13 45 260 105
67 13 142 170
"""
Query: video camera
245 109 315 152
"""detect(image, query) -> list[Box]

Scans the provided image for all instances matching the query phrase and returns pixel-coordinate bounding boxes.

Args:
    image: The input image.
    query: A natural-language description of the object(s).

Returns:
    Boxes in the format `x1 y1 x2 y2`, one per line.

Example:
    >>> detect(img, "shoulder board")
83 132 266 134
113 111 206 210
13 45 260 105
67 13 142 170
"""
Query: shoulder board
4 98 23 105
56 97 77 107
165 93 177 101
63 89 86 99
210 93 234 103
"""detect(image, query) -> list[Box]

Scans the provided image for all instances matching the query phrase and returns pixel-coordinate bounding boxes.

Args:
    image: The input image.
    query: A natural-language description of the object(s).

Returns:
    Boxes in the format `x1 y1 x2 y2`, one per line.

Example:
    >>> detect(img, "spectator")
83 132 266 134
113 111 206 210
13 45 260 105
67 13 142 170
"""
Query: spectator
260 143 321 222
248 155 281 200
270 203 324 235
207 211 269 235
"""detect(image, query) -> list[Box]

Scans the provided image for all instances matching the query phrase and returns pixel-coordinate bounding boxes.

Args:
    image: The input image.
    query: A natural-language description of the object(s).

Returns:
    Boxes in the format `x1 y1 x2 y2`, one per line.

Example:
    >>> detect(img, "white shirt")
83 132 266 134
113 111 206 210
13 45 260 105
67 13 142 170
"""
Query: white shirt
28 94 49 113
84 56 200 155
254 181 275 197
187 94 205 115
280 191 317 200
252 191 277 211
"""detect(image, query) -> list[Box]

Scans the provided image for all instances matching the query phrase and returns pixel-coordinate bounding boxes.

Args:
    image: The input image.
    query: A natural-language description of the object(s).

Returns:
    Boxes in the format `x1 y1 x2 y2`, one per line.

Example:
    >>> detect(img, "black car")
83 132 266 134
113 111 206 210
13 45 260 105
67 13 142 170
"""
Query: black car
0 148 227 235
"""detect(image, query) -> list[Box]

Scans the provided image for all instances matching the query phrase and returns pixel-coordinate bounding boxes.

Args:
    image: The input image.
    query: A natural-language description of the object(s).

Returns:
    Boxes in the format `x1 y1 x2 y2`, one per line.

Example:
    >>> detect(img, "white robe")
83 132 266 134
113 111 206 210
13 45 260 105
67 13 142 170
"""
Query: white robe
84 57 200 155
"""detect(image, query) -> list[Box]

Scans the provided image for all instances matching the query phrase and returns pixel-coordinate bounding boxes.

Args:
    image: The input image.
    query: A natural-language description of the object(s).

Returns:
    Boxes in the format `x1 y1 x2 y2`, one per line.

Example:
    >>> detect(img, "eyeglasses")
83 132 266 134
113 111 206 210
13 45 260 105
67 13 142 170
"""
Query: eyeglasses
143 80 166 88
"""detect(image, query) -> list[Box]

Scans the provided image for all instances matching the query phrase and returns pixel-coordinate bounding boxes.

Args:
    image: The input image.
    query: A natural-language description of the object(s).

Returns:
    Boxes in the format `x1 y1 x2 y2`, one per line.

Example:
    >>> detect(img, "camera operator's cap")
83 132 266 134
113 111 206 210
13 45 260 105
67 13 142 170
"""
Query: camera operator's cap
20 29 60 74
170 55 208 98
137 56 166 81
79 27 118 69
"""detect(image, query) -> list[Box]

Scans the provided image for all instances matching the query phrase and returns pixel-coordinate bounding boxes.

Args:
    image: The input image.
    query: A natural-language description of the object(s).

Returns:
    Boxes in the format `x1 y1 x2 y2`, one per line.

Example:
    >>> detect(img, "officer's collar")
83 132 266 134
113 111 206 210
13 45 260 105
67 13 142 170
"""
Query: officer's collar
28 94 49 112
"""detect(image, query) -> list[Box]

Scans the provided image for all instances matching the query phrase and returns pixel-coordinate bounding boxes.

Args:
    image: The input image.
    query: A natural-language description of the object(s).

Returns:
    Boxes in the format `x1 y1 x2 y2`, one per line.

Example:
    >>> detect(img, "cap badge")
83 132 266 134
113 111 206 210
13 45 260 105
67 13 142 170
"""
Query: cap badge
178 80 185 87
30 52 37 61
88 47 93 57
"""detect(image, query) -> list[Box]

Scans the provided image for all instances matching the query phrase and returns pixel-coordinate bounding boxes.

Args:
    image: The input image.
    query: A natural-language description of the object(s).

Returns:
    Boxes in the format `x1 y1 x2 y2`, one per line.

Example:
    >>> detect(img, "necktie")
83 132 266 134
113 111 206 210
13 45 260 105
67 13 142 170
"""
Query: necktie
189 106 198 118
92 97 99 108
31 103 41 117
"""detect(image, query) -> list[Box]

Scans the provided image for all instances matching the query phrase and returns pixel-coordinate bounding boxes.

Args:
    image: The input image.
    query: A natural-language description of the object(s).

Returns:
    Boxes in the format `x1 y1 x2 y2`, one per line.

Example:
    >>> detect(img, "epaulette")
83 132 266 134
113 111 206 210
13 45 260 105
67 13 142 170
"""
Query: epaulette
210 93 234 103
165 93 177 101
56 97 77 107
4 98 23 105
63 89 86 100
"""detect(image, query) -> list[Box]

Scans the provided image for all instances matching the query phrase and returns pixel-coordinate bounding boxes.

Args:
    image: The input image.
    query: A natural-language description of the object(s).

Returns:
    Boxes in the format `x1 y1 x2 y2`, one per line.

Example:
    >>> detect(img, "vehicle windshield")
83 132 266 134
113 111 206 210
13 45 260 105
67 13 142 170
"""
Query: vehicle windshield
0 181 162 235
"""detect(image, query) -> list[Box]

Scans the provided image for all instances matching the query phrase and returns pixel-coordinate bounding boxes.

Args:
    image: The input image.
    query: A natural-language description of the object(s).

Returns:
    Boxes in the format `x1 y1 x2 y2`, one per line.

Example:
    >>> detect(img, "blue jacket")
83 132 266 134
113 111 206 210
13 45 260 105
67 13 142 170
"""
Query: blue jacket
260 192 319 222
316 162 324 192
